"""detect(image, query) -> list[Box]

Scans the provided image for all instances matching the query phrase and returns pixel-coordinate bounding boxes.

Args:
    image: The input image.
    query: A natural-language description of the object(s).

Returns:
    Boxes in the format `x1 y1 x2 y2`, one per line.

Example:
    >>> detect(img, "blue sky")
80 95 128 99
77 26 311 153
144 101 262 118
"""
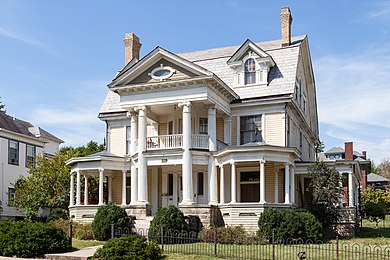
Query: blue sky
0 1 389 164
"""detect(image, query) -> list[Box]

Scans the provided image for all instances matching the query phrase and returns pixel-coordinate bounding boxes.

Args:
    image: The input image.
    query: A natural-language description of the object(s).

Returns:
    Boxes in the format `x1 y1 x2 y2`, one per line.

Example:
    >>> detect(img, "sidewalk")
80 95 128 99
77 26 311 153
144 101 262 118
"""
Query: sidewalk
0 245 102 260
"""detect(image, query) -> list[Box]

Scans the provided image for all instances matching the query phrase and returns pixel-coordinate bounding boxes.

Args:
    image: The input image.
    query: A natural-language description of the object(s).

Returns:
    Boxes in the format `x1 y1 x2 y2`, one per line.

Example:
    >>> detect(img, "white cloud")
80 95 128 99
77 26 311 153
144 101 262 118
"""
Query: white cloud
315 47 390 163
366 1 390 20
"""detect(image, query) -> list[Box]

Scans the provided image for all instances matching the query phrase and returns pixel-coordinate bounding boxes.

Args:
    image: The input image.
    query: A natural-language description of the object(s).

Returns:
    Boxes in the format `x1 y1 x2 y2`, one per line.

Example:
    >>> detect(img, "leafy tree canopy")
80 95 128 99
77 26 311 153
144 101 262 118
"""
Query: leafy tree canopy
0 97 5 112
377 158 390 179
14 141 104 214
360 186 390 225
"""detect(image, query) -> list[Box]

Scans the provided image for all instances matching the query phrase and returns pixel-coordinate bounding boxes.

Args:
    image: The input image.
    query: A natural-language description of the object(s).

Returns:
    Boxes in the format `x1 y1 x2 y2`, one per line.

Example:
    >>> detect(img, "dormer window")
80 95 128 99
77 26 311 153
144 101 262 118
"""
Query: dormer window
244 58 256 85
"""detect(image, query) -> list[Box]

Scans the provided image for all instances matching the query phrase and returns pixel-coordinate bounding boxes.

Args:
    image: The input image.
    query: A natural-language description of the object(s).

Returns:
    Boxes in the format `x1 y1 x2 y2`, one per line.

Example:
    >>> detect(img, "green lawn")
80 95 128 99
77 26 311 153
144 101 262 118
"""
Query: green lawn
72 238 105 249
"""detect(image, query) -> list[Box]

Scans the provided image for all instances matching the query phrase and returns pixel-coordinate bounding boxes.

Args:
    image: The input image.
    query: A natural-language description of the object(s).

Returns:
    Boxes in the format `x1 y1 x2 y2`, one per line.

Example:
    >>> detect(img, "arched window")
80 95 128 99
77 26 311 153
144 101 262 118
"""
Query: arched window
244 58 256 85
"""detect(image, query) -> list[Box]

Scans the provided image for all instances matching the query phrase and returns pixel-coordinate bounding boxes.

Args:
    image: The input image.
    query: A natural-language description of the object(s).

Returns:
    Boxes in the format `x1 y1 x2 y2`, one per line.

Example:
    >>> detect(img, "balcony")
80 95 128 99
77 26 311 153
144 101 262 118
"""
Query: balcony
143 134 209 150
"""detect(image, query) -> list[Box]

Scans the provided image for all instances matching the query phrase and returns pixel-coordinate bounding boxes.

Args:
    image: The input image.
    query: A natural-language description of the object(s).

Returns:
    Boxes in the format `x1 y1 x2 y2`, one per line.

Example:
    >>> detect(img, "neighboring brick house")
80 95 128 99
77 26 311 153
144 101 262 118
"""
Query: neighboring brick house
0 112 63 218
66 8 361 231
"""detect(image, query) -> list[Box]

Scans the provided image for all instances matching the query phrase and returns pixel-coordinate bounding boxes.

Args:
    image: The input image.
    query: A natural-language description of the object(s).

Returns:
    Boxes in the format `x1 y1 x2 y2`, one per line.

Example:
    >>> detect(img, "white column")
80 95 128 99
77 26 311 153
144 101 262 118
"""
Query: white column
219 165 225 204
136 106 148 203
260 159 266 203
108 176 113 203
208 105 217 151
348 172 354 207
122 170 127 206
291 167 295 205
179 102 194 205
208 156 217 205
69 172 75 207
284 164 290 204
84 175 88 205
223 116 231 145
98 168 104 205
76 170 81 206
130 112 138 204
173 174 178 206
230 162 237 203
274 170 279 204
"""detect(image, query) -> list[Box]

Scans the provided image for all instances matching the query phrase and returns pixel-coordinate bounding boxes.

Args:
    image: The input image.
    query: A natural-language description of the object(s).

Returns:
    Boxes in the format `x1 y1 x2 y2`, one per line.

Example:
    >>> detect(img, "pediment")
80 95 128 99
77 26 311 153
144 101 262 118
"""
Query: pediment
227 39 275 67
109 47 212 88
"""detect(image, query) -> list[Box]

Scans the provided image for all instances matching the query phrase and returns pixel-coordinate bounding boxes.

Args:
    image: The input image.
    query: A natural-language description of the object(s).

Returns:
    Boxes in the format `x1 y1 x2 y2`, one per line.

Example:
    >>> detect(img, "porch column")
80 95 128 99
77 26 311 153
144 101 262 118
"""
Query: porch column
108 176 113 203
130 112 138 204
219 165 225 204
284 164 290 204
230 162 237 203
274 170 279 203
223 116 231 145
173 174 178 206
208 105 217 151
84 175 88 205
348 172 354 207
291 166 295 204
98 168 104 205
208 157 217 205
136 106 148 203
179 101 194 205
260 159 266 203
69 172 75 207
76 170 81 206
122 170 127 206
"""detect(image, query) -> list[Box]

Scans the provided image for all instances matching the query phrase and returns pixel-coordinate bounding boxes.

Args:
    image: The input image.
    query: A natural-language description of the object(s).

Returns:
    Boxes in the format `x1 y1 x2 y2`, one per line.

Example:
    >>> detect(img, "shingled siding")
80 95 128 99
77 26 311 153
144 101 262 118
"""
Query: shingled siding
110 126 126 156
264 112 285 147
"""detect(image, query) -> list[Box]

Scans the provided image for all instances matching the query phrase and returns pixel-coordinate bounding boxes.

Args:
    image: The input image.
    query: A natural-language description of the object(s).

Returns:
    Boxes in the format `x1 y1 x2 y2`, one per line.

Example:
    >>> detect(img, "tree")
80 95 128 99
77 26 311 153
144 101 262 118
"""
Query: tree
13 141 104 216
307 161 341 228
360 186 389 227
371 160 379 175
377 158 390 179
0 97 5 112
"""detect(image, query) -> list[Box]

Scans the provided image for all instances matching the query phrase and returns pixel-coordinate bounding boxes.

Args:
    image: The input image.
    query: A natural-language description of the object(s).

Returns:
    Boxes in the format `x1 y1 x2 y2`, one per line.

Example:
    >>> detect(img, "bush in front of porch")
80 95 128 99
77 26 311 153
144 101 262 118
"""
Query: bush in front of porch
92 203 132 241
257 208 323 242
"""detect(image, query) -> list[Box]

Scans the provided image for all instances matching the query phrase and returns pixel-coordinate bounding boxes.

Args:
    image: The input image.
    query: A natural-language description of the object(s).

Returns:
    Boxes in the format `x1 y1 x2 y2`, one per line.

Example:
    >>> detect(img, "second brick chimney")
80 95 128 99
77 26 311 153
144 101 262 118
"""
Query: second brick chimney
280 7 293 47
345 142 353 161
124 33 141 65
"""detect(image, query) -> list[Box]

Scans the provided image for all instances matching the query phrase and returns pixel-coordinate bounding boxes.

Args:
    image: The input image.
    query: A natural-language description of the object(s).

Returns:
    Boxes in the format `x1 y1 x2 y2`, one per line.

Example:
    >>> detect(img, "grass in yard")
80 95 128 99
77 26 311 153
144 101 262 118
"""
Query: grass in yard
166 253 225 260
72 238 105 249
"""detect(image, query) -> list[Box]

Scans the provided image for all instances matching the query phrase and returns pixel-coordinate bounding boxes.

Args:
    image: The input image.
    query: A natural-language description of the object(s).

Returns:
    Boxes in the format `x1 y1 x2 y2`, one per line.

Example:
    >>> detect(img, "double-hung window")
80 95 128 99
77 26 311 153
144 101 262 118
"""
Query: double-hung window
8 140 19 165
199 118 208 134
26 144 36 167
244 58 256 85
240 115 262 144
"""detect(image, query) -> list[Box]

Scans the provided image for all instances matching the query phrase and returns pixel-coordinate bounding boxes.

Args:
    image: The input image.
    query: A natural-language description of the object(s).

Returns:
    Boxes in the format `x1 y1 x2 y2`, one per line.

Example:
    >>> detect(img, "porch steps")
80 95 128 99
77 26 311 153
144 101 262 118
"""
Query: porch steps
133 216 154 230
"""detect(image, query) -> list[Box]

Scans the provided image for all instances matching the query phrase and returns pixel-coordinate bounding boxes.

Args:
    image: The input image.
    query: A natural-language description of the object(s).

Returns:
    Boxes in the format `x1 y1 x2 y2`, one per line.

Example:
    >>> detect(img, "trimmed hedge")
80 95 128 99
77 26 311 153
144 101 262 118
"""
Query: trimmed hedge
148 205 188 240
92 203 131 241
200 225 264 245
92 235 163 260
258 208 323 242
0 220 69 258
52 219 94 240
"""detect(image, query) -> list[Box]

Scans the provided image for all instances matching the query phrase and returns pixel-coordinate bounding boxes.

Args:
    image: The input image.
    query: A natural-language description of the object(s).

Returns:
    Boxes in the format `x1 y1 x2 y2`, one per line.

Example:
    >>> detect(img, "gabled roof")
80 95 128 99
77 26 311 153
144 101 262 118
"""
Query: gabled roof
0 112 63 143
227 39 275 67
100 35 306 114
367 173 390 183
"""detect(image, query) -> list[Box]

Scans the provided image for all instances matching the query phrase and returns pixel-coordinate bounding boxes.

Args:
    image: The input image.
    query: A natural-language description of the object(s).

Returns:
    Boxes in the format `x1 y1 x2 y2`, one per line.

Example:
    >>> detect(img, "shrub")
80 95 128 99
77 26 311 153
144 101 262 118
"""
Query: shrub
51 220 94 240
92 203 131 241
148 205 188 241
0 221 69 258
258 209 323 242
200 225 263 244
92 235 163 260
47 208 69 222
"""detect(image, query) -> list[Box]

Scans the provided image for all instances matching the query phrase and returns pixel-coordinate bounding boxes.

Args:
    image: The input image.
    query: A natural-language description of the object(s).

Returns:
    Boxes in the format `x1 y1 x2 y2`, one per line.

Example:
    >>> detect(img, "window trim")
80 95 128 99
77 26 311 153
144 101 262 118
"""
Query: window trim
8 139 19 165
8 187 16 206
240 114 263 145
244 58 256 85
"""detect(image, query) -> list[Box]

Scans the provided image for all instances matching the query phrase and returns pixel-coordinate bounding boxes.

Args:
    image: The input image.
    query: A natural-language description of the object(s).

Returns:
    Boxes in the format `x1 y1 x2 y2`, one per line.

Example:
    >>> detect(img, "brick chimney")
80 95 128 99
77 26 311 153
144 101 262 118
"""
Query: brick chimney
280 7 293 47
345 142 353 161
124 33 141 65
362 151 367 160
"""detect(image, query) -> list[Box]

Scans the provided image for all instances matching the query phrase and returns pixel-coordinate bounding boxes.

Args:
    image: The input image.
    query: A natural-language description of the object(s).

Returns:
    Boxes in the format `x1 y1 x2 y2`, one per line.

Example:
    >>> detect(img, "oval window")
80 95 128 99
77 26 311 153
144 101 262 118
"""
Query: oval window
150 66 175 80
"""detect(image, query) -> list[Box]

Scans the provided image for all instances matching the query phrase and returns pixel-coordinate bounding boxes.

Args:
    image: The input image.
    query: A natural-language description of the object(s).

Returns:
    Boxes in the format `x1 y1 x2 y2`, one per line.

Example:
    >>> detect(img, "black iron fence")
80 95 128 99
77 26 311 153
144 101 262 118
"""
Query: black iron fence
112 226 390 259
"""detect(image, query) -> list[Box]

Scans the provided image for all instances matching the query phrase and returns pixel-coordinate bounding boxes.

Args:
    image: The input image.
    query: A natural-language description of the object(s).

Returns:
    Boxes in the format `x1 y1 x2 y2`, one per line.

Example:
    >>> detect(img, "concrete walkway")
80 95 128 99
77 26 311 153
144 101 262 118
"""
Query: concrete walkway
0 245 102 260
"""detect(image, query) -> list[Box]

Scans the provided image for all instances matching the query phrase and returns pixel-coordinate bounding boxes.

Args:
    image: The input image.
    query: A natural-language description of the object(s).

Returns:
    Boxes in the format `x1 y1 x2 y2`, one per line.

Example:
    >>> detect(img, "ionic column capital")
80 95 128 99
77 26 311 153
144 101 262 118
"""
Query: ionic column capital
134 106 147 113
178 101 191 109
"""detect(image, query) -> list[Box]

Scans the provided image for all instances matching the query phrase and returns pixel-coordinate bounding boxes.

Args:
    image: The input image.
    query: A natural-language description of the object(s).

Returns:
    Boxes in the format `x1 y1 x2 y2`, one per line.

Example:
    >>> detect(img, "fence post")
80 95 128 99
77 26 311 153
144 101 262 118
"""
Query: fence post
160 226 164 252
336 235 339 260
68 221 73 248
213 226 217 257
272 230 275 260
111 222 115 239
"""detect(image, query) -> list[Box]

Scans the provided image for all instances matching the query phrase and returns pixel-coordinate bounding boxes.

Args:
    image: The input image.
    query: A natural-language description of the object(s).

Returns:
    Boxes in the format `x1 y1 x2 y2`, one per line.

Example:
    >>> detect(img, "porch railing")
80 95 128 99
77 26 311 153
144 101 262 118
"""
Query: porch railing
191 134 209 149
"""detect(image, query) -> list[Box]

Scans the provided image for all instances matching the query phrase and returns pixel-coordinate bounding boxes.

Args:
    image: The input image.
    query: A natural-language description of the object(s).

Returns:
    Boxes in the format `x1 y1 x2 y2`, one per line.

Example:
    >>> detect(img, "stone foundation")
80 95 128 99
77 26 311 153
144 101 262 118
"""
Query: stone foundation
179 204 217 228
125 204 151 220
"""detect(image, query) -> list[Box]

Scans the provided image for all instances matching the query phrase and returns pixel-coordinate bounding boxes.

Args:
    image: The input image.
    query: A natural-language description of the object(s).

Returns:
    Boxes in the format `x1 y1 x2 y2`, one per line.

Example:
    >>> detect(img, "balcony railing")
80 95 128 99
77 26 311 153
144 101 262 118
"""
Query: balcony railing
191 134 209 149
146 134 183 150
